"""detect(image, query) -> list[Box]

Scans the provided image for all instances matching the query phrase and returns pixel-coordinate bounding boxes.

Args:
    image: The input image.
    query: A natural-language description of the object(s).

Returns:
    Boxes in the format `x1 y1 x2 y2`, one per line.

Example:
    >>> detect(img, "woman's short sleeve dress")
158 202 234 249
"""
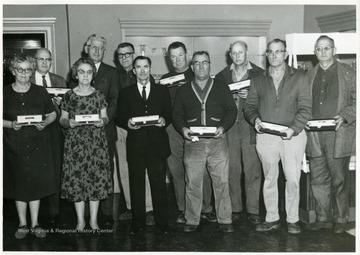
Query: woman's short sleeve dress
60 89 112 202
3 84 56 201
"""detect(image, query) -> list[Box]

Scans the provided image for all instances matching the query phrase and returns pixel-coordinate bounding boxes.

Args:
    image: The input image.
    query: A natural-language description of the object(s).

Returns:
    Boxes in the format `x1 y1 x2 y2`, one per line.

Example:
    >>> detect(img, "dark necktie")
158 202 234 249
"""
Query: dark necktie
42 75 48 87
142 86 146 102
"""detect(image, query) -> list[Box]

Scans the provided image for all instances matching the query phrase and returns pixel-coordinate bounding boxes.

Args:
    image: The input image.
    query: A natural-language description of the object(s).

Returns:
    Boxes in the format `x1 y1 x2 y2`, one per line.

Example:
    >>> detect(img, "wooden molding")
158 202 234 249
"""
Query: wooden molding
119 19 272 39
3 18 57 72
316 10 356 32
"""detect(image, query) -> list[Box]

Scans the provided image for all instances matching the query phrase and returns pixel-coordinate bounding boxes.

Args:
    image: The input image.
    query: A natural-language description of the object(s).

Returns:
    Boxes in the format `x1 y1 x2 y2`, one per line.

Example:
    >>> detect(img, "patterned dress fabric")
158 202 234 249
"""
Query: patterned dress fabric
60 89 112 202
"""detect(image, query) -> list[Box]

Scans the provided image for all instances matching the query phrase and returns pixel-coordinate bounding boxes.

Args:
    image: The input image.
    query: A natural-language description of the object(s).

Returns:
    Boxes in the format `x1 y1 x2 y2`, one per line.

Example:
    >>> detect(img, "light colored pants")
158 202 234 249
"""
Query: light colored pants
184 136 232 225
256 130 306 223
166 124 213 213
116 127 153 212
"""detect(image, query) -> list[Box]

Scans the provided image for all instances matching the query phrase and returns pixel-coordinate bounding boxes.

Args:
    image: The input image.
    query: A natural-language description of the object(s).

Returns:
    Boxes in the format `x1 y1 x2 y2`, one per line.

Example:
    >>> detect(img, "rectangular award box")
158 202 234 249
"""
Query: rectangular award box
159 74 186 87
17 115 43 126
75 114 100 124
132 115 160 127
228 80 251 93
307 119 336 131
260 121 289 137
46 87 71 97
190 126 217 138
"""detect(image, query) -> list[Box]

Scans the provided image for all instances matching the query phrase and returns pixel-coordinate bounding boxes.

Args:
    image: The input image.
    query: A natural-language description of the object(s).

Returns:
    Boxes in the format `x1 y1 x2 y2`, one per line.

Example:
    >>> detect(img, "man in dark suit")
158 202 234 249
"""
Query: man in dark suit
30 48 67 225
70 34 121 226
115 56 172 234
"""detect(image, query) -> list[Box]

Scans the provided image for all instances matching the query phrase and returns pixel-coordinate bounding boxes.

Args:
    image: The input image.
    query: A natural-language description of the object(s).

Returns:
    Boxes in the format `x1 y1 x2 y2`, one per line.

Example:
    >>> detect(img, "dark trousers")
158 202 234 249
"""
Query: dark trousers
309 132 350 223
128 145 168 229
100 141 116 217
47 121 64 216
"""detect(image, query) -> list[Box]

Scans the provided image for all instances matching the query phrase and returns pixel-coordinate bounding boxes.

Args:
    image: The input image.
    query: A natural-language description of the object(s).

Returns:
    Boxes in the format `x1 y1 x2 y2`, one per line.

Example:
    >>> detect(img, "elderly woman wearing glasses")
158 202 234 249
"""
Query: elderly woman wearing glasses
59 57 112 233
3 54 57 239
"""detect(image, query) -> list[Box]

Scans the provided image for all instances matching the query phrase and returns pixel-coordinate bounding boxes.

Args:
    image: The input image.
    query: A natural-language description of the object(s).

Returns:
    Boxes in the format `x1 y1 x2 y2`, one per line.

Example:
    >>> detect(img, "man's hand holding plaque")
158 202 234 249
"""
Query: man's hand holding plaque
129 115 162 129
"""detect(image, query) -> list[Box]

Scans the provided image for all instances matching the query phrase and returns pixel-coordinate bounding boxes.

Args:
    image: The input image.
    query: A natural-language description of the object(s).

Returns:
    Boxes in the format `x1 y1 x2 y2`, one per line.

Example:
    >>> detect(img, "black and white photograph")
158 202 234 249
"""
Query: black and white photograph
1 0 358 254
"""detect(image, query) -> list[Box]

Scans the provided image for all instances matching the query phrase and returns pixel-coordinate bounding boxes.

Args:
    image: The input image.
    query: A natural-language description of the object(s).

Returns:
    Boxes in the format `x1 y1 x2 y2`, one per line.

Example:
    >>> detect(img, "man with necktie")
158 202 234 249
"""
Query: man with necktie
30 48 67 226
115 56 172 234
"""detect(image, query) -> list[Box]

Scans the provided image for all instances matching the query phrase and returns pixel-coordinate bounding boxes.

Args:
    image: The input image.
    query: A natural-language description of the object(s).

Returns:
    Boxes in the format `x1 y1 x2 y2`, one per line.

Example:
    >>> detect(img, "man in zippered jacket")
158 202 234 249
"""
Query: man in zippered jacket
244 38 312 234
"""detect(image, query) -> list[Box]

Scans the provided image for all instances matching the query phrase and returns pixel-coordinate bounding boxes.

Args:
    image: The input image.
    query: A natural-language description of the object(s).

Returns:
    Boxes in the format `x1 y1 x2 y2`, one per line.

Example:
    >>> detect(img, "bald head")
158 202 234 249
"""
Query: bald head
35 48 53 75
35 48 52 58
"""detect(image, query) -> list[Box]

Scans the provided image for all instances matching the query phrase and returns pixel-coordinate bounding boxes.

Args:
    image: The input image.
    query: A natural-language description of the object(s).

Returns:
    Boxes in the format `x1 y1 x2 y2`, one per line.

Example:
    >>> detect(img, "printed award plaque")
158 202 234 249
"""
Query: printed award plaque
159 74 186 87
307 119 336 131
46 88 71 97
17 115 43 126
75 114 100 124
132 115 160 127
190 126 217 138
259 121 289 137
228 80 251 93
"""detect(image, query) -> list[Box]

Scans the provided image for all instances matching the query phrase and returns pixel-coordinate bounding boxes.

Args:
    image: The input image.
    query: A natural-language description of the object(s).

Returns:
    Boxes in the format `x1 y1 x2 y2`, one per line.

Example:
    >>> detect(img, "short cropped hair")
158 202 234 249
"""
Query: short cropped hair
117 42 135 52
71 57 97 80
168 41 187 54
85 34 107 48
267 38 287 50
192 51 211 62
132 55 152 69
315 35 335 47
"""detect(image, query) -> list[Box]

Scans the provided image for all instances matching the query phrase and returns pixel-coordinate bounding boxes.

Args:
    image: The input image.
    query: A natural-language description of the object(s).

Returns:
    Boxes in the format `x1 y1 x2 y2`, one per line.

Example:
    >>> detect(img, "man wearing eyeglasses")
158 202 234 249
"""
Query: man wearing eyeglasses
305 35 355 234
115 56 172 234
244 38 311 234
73 34 121 227
215 41 263 225
30 48 67 226
161 42 214 224
173 51 237 233
115 42 155 225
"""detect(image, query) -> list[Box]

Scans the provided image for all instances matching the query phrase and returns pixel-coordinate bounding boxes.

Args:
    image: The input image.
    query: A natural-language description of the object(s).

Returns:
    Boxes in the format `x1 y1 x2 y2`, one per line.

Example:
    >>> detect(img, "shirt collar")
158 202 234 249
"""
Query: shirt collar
35 71 50 86
95 62 101 71
137 81 151 96
230 62 252 71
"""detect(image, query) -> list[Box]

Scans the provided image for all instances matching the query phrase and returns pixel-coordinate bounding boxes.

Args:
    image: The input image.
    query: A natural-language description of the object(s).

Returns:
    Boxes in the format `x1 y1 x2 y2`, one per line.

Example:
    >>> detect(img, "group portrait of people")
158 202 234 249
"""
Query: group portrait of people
2 33 356 240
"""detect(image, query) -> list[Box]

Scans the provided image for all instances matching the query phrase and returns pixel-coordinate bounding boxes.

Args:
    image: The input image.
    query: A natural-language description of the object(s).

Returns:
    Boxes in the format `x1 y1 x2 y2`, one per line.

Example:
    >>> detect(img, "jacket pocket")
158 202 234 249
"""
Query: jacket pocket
187 118 197 123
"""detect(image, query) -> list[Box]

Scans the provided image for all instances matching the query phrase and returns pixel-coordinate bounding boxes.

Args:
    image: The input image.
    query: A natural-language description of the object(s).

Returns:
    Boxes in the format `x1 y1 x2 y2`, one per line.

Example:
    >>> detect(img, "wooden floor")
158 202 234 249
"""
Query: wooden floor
2 185 356 253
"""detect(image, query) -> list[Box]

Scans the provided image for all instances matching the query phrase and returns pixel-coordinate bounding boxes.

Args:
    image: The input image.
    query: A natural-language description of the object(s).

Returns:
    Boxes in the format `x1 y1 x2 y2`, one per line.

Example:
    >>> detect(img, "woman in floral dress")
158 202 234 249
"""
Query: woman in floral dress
59 58 112 232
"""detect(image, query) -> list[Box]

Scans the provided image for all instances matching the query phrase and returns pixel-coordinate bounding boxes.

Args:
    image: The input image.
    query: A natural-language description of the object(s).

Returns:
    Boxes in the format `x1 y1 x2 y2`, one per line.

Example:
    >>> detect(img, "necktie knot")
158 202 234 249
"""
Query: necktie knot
42 75 48 87
142 86 147 102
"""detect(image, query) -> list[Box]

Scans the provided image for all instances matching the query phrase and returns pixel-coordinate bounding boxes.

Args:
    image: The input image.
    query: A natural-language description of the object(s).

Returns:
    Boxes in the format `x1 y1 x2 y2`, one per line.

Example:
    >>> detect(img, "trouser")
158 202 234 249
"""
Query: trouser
227 118 262 214
309 131 350 223
184 136 232 225
256 130 306 223
128 145 168 229
100 140 116 217
166 124 213 213
115 127 153 212
47 121 64 216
